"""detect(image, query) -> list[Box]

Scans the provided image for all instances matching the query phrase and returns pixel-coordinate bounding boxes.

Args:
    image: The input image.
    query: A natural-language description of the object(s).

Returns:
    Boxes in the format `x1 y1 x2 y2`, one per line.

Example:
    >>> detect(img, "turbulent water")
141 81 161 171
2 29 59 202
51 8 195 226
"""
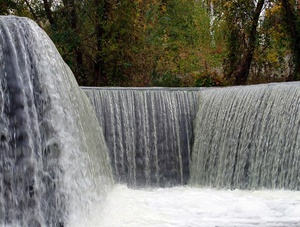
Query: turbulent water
0 16 113 226
84 88 198 187
190 83 300 190
81 185 300 227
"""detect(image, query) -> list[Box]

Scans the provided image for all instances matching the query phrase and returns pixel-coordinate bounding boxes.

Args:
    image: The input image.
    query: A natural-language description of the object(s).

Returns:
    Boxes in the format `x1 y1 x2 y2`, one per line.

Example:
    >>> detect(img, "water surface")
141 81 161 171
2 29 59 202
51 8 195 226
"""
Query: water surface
71 185 300 227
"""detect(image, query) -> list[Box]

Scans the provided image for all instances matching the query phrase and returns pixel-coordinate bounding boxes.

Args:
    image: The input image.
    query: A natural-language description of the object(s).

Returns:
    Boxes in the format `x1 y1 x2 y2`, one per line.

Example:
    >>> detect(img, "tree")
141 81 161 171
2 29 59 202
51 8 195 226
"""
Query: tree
144 0 220 86
233 0 265 85
0 0 16 14
91 0 109 86
222 0 265 85
279 0 300 80
5 0 224 87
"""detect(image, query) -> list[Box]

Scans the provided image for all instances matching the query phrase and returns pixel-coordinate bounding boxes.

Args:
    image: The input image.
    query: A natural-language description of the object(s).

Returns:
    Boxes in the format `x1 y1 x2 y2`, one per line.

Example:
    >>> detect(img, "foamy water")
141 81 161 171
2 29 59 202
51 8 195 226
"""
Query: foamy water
70 184 300 227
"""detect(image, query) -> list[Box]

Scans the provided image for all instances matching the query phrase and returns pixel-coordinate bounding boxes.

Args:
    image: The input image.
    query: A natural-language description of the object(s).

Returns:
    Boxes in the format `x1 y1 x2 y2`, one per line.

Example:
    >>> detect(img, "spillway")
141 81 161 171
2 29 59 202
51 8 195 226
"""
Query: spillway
85 83 300 191
84 88 199 187
190 83 300 190
0 16 113 226
83 83 300 225
2 15 300 227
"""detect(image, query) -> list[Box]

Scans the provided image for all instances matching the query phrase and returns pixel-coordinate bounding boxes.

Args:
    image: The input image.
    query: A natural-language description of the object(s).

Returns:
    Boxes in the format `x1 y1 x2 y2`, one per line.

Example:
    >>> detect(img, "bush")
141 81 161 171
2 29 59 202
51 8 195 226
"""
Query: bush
150 71 182 87
194 71 224 87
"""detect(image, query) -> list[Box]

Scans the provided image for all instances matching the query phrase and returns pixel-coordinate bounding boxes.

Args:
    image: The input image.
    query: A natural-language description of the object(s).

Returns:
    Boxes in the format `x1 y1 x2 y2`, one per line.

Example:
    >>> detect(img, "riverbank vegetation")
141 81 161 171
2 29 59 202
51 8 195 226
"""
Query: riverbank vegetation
2 0 300 87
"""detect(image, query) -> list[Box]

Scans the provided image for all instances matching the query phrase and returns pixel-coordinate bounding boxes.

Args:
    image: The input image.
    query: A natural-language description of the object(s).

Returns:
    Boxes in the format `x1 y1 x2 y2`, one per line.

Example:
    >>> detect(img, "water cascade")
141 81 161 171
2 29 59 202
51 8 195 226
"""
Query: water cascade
83 83 300 226
3 15 300 227
190 83 300 190
0 16 113 226
84 88 198 187
85 83 300 191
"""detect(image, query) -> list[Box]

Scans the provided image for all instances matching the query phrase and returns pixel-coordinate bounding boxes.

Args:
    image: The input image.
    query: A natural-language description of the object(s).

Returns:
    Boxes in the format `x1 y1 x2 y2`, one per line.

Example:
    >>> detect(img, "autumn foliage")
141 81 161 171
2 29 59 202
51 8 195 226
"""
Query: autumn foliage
2 0 300 86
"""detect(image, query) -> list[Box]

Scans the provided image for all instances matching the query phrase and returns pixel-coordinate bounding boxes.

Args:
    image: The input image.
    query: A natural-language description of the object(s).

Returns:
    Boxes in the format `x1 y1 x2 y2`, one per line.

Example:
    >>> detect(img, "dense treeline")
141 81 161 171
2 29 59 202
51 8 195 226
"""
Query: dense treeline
1 0 300 86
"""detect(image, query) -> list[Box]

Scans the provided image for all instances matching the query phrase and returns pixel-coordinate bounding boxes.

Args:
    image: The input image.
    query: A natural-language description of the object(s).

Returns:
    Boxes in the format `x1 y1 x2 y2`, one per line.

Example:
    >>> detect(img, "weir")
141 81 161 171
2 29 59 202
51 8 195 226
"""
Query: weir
2 15 300 227
85 83 300 190
190 83 300 190
0 16 113 226
83 88 199 187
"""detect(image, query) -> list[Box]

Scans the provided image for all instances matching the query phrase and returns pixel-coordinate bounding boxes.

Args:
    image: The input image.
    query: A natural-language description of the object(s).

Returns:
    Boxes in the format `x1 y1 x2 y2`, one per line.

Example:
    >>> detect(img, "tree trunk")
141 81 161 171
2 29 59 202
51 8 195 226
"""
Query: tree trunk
93 0 109 86
232 0 265 85
59 0 88 85
69 0 87 85
280 0 300 81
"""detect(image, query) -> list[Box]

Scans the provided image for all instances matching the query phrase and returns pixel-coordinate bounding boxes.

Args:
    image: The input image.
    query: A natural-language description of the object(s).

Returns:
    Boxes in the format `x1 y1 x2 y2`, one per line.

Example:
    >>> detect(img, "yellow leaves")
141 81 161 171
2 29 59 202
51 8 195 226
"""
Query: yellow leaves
161 4 167 12
266 51 278 64
223 1 235 10
270 28 285 43
162 33 169 43
265 3 282 18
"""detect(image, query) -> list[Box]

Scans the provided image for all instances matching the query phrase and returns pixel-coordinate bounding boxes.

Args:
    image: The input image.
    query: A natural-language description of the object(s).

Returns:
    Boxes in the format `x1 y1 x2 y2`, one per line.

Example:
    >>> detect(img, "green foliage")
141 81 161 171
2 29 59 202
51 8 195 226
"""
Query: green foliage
0 0 16 14
143 0 223 86
104 1 142 85
4 0 225 87
5 0 300 86
279 0 300 80
220 0 256 80
194 70 224 87
150 71 182 87
249 2 291 83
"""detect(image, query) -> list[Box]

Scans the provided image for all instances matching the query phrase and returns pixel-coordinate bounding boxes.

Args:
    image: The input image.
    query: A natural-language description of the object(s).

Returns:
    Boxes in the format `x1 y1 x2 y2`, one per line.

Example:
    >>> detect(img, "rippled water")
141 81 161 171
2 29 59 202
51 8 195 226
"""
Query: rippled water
69 185 300 227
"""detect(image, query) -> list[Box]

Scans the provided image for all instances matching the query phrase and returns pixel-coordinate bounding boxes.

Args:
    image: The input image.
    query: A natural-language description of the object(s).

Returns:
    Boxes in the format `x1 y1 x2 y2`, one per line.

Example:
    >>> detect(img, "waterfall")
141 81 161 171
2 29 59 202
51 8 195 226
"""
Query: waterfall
84 88 198 187
4 14 300 227
85 83 300 190
0 16 113 226
190 83 300 190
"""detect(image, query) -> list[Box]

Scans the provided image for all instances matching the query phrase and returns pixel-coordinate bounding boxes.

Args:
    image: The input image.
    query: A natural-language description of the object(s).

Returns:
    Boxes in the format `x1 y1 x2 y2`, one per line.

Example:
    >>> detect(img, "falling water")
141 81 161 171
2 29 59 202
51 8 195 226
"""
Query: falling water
0 16 113 226
84 88 198 187
86 83 300 226
3 15 300 227
190 83 300 190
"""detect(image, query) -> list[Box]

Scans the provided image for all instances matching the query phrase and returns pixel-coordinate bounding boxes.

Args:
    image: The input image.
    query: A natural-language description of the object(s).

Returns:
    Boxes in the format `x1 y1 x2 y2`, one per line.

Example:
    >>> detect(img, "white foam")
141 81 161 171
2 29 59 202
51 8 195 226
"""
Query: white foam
69 185 300 227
